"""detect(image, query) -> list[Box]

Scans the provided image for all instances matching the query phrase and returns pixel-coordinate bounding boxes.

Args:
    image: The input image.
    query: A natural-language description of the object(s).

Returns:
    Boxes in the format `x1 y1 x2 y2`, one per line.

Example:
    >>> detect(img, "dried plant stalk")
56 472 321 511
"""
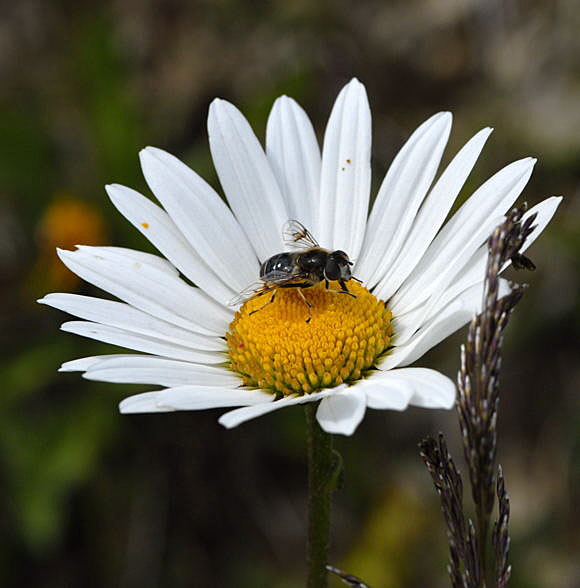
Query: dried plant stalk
492 466 512 588
326 565 372 588
419 434 480 587
422 203 537 587
457 204 535 573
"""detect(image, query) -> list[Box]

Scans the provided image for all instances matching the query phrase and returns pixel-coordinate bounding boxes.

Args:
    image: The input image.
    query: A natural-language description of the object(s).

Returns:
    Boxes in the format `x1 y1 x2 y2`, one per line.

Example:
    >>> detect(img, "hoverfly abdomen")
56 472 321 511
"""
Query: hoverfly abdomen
260 252 296 278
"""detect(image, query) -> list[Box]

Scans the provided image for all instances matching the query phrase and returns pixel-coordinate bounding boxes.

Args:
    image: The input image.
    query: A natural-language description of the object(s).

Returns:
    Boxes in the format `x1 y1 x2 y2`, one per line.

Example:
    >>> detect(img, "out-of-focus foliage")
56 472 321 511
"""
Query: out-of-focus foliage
0 1 578 587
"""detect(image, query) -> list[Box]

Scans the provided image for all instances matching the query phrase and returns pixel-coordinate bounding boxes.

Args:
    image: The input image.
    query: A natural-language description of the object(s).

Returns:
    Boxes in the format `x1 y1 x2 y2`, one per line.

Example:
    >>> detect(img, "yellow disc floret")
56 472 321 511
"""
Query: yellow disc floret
226 281 393 396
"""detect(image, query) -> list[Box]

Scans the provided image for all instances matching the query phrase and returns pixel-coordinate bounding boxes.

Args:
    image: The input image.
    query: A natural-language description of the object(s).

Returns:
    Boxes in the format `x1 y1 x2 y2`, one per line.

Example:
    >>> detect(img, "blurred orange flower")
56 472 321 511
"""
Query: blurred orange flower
34 195 106 291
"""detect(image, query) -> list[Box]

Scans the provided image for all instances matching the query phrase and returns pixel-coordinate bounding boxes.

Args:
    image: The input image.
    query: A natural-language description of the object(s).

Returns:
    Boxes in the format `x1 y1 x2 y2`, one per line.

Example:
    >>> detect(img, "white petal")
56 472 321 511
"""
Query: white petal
375 368 456 409
383 286 481 370
316 387 367 435
382 279 510 368
393 196 562 346
83 246 178 276
156 386 272 410
394 277 511 346
57 246 230 336
106 183 236 305
208 98 288 261
318 78 371 259
519 196 562 253
138 148 259 293
373 127 493 297
218 389 335 429
266 96 321 234
39 293 225 351
388 157 536 314
61 321 226 364
358 373 414 410
356 112 453 288
82 356 239 387
60 355 121 372
120 392 174 413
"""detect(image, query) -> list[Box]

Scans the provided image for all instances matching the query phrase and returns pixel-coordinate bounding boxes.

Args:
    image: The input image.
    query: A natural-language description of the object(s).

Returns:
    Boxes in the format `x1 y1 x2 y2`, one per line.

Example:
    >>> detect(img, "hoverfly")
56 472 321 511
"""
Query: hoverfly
230 220 361 322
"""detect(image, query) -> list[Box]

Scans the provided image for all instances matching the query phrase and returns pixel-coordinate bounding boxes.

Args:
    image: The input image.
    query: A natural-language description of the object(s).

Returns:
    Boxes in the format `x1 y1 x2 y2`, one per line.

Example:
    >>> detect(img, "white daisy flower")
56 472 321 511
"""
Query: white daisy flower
39 79 561 436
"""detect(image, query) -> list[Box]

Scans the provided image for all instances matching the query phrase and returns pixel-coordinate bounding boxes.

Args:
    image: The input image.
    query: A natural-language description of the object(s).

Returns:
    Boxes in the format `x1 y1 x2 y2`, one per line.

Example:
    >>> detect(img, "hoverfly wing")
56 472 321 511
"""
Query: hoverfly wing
228 280 271 307
282 219 320 249
261 268 309 285
228 271 297 307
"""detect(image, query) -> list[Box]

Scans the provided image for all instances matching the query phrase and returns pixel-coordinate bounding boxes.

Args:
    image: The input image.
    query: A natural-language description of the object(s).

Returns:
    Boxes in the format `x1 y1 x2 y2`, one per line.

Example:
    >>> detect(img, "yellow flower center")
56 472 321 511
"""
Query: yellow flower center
226 281 393 396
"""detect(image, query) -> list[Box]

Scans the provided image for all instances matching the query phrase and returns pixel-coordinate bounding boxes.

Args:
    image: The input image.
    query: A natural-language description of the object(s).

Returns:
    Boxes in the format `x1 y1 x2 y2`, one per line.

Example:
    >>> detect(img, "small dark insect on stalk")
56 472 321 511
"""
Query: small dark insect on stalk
421 203 537 587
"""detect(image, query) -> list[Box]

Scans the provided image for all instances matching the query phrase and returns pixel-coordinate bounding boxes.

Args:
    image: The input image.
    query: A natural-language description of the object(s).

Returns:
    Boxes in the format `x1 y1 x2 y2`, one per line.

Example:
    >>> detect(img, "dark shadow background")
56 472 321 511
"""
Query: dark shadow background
0 1 578 586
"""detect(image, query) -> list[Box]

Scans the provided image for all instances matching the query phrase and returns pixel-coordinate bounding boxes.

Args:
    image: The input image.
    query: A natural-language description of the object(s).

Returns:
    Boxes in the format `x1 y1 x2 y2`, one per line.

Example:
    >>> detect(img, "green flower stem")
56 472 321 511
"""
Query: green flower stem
305 403 336 588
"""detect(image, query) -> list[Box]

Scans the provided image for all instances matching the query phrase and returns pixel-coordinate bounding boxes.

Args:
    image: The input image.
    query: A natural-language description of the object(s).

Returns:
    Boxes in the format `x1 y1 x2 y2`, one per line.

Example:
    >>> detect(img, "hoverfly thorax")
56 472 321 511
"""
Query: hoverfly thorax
296 248 328 278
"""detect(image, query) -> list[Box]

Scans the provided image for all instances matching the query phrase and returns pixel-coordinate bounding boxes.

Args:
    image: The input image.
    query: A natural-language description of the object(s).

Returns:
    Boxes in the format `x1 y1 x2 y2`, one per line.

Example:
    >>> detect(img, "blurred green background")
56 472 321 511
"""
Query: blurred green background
1 1 578 586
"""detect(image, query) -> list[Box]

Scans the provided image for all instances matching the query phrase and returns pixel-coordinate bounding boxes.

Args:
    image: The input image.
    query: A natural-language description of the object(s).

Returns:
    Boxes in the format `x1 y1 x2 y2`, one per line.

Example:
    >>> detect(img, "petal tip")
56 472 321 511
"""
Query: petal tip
337 77 367 102
207 98 237 133
439 111 453 126
209 97 231 113
139 146 155 163
318 418 359 436
217 414 238 429
105 183 122 198
56 247 74 259
119 392 172 414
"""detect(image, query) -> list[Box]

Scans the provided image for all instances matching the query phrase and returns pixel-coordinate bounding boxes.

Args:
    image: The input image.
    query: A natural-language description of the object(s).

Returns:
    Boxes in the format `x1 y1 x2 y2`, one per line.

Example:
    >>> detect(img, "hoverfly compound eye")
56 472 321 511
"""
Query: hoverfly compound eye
324 259 341 281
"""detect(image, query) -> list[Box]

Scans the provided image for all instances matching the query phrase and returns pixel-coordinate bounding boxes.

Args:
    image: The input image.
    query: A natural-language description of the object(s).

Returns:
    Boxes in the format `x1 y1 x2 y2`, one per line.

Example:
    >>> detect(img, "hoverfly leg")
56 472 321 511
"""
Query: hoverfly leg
351 276 363 284
249 289 278 316
322 280 357 298
296 288 313 323
322 278 357 298
325 289 356 298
